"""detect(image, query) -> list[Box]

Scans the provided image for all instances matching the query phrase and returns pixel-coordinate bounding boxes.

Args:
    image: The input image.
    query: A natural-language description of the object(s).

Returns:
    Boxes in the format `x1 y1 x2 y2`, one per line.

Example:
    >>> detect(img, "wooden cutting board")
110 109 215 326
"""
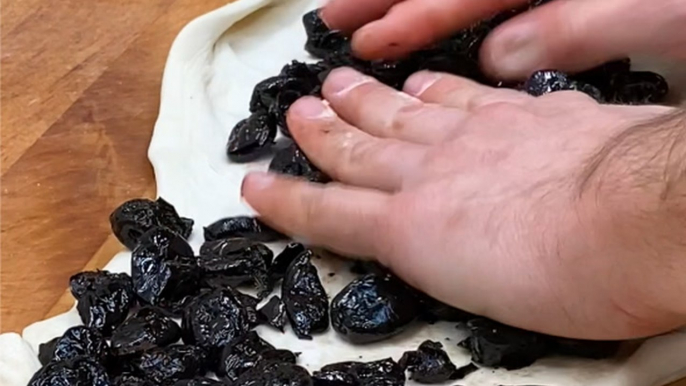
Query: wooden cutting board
0 0 231 333
1 0 684 384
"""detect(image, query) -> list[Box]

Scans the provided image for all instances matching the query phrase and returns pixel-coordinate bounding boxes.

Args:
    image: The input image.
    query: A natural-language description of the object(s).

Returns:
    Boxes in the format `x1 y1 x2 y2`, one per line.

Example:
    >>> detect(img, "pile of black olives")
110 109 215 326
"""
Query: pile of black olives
29 197 622 386
226 2 669 172
33 1 661 384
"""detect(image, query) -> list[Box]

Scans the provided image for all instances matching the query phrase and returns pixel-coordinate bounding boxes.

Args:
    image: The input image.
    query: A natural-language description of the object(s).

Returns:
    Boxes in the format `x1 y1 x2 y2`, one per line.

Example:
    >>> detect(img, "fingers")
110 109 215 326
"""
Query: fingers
404 71 531 109
481 0 686 80
351 0 528 60
287 96 427 191
322 67 466 144
241 172 392 257
320 0 403 33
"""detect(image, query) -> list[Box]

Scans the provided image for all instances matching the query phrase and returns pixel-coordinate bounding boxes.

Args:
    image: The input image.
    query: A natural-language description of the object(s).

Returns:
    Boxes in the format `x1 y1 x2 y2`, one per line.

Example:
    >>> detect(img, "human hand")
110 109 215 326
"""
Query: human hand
242 67 686 340
320 0 686 79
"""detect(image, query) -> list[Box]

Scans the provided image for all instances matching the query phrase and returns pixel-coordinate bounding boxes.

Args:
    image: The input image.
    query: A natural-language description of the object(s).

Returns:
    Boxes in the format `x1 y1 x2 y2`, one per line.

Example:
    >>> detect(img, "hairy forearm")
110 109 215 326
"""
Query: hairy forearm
579 108 686 332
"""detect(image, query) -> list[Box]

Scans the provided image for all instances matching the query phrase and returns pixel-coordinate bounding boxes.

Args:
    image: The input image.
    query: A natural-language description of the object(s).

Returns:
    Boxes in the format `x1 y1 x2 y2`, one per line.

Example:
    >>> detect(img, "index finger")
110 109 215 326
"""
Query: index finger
351 0 529 60
241 172 393 258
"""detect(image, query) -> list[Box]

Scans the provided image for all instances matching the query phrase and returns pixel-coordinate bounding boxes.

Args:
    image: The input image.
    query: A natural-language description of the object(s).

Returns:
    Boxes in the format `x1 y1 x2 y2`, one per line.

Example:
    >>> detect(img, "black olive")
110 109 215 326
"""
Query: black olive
280 61 325 87
258 349 299 365
131 227 200 316
330 274 420 344
227 110 277 163
134 345 209 386
398 340 462 383
282 250 329 339
114 373 155 386
235 291 262 326
69 270 136 336
204 216 285 242
573 58 632 95
257 295 288 332
270 88 307 138
608 71 669 105
248 70 321 136
302 9 329 40
181 288 252 360
269 143 329 183
110 307 181 356
270 243 306 282
451 363 479 381
28 356 110 386
523 70 605 101
217 331 276 382
234 361 313 386
174 378 228 386
312 369 359 386
460 318 550 370
37 326 109 366
303 10 349 59
110 197 193 250
37 337 60 366
198 237 274 298
569 82 605 102
320 358 405 386
250 76 292 113
523 70 574 96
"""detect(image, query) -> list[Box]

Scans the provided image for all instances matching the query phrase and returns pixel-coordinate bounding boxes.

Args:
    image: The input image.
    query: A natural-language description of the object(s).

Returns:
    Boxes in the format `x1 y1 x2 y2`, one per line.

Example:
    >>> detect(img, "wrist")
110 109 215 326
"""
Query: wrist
579 109 686 333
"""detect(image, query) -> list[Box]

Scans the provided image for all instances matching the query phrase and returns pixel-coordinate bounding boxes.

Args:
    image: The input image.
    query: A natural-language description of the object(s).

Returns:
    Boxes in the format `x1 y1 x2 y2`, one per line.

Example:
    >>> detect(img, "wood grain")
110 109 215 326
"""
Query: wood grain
1 0 229 334
1 1 685 384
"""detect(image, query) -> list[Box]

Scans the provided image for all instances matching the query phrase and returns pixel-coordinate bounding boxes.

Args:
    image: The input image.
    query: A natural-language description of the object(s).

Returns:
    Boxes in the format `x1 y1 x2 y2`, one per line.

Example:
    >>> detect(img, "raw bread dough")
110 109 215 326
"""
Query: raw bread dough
4 0 686 385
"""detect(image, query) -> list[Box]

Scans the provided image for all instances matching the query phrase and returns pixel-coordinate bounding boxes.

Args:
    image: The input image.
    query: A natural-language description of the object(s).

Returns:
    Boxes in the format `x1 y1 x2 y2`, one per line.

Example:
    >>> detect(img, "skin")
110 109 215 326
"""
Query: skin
242 0 686 339
319 0 686 79
242 68 686 340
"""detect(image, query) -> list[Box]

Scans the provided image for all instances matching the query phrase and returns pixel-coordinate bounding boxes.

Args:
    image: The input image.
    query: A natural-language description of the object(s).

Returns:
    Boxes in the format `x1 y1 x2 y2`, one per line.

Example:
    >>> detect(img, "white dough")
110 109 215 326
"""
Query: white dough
0 333 42 386
2 0 686 384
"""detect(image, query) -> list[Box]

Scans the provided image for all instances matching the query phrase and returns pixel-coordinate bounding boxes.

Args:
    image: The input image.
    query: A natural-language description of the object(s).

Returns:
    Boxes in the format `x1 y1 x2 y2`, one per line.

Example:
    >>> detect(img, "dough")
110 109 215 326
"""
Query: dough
4 0 686 385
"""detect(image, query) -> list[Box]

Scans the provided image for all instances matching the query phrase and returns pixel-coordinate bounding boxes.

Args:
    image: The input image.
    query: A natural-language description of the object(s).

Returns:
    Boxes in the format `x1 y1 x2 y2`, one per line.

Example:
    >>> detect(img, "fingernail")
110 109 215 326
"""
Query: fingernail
289 97 335 119
489 23 544 78
403 72 440 96
318 8 333 28
325 67 374 96
242 172 274 194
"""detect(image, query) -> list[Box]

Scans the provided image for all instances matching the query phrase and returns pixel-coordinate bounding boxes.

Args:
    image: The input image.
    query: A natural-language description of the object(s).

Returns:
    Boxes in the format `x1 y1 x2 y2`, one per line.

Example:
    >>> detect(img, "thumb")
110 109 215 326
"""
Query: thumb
480 0 686 80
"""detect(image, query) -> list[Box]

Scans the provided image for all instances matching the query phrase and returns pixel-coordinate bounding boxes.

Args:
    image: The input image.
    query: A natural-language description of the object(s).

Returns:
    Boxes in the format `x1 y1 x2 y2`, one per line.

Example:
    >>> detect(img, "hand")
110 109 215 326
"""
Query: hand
321 0 686 79
242 67 686 340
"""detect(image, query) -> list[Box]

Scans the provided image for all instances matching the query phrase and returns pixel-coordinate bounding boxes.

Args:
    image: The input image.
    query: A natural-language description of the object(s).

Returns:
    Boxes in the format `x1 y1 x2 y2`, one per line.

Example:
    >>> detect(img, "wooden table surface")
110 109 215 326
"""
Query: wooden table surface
1 1 685 384
1 0 230 333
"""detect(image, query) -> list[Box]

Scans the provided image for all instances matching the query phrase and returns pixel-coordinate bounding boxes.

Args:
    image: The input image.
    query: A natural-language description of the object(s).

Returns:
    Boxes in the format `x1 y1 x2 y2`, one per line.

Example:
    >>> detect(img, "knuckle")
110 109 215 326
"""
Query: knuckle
470 90 532 109
405 71 452 97
301 188 326 229
467 94 497 110
332 136 374 180
389 101 424 134
472 101 525 118
346 140 374 169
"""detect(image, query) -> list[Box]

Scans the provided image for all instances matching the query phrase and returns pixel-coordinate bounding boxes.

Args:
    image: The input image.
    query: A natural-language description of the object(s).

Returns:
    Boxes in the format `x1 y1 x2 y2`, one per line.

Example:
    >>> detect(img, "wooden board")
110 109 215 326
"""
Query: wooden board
0 0 230 333
1 0 684 384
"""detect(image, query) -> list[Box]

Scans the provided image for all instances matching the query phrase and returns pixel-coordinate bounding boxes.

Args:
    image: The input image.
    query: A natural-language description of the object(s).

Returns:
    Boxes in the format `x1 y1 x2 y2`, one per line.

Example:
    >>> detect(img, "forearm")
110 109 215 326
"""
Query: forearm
580 108 686 333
